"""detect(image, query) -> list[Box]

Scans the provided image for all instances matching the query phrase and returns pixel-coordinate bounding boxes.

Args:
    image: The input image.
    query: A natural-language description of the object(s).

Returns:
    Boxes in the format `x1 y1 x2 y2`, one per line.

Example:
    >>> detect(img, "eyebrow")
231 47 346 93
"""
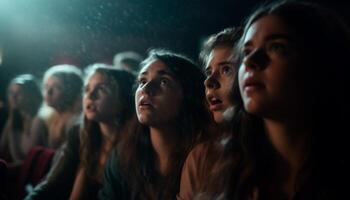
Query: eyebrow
218 61 235 66
205 61 235 70
157 69 175 76
138 69 175 77
244 33 291 48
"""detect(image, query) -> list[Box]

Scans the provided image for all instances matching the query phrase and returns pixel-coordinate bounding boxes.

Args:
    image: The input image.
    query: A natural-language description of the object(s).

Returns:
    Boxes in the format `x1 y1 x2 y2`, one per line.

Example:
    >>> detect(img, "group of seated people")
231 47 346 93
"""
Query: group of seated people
0 1 349 199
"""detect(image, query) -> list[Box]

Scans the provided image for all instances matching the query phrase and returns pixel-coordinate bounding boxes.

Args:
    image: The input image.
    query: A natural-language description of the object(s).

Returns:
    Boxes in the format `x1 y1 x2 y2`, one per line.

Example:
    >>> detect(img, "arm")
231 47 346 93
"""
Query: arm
22 117 48 156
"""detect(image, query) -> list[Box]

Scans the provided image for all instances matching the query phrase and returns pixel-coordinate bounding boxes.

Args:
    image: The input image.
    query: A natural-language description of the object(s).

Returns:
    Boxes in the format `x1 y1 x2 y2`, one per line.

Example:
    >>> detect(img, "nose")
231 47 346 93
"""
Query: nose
46 87 53 96
86 89 98 100
8 92 17 100
243 48 269 71
204 72 220 90
140 80 157 96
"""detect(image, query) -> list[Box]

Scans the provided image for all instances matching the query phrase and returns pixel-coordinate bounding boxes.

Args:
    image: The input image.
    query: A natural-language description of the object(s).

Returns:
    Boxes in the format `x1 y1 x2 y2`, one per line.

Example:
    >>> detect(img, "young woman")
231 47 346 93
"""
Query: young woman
25 64 135 199
0 74 47 165
99 50 212 199
178 27 242 199
41 64 83 149
195 1 350 199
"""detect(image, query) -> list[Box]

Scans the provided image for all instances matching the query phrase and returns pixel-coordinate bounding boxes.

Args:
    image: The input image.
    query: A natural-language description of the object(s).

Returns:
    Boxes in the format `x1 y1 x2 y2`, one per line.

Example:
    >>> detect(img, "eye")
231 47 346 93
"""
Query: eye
97 85 113 96
205 68 212 77
137 78 147 87
221 65 233 75
242 48 252 57
160 78 169 85
267 42 288 54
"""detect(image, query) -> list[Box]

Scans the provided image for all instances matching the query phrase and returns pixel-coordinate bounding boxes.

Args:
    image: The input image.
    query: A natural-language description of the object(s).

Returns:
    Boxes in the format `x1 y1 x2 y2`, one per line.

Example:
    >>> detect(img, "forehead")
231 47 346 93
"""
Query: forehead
139 59 169 76
9 84 23 91
244 15 291 43
45 75 62 85
87 71 106 83
207 47 234 65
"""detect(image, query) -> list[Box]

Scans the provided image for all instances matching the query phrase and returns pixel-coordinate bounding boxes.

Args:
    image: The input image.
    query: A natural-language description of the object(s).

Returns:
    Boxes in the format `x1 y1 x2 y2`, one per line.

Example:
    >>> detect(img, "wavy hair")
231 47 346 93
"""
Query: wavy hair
197 1 350 199
118 49 212 199
80 64 136 178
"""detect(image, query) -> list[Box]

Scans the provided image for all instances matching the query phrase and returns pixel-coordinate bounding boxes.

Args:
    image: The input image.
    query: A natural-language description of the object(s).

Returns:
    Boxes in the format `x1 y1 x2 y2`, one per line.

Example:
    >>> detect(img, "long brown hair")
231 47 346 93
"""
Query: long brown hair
80 64 136 178
118 49 212 199
197 1 350 199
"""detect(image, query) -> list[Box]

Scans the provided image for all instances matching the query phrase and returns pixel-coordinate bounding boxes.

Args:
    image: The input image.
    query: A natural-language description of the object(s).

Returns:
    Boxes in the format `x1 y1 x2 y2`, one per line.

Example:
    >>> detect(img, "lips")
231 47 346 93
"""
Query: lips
85 103 96 112
207 94 224 111
243 76 264 92
138 96 154 110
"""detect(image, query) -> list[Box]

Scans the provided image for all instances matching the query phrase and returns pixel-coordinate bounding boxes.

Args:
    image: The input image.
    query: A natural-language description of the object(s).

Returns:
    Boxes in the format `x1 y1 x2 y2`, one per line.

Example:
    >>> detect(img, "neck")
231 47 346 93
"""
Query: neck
55 108 72 117
99 122 119 143
264 118 311 172
17 109 34 119
149 124 177 175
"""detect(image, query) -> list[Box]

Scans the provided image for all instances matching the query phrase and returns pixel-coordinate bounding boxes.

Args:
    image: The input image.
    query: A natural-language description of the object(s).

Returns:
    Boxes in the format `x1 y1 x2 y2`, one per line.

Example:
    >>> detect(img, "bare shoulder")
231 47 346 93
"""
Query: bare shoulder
32 116 48 130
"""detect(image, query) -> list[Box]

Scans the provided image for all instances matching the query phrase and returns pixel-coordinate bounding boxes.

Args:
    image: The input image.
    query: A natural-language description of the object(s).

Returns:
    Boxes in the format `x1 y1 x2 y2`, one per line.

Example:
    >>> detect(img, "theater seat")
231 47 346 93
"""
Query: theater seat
16 146 55 199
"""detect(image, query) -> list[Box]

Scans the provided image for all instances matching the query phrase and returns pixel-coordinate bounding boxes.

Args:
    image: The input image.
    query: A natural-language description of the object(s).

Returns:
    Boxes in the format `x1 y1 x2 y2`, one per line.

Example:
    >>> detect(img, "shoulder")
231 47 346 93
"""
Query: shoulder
178 142 211 200
32 116 47 129
186 142 211 164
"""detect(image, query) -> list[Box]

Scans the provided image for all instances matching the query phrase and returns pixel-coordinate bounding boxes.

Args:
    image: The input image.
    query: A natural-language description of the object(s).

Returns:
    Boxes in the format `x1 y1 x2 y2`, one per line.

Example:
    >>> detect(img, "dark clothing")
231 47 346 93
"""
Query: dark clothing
98 150 131 200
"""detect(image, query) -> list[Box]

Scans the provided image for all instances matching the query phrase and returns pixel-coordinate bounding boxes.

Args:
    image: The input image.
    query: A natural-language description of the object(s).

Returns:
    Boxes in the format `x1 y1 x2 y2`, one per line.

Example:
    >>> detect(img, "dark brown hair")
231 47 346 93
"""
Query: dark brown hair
197 1 350 199
118 49 212 199
80 64 135 178
199 27 242 68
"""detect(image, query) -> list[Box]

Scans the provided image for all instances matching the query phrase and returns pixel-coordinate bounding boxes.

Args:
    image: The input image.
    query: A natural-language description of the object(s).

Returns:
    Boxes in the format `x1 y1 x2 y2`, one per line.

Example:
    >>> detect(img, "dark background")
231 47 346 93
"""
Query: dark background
0 0 349 105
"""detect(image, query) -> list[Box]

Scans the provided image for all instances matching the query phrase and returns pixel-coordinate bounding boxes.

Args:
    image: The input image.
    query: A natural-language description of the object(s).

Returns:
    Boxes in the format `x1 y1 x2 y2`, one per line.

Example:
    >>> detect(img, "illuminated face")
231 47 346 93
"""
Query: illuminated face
135 59 183 126
239 15 302 119
83 72 121 123
204 47 236 124
44 76 66 110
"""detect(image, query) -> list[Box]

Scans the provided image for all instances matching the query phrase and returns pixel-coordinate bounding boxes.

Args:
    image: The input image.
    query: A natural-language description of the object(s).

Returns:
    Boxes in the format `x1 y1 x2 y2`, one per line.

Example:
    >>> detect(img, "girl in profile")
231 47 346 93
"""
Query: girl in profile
194 1 350 199
26 64 136 199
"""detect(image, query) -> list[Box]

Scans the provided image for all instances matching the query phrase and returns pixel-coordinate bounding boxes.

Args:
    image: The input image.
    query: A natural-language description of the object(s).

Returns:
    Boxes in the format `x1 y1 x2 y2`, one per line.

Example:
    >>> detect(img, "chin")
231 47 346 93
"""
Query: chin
137 115 148 124
244 102 267 117
213 114 225 124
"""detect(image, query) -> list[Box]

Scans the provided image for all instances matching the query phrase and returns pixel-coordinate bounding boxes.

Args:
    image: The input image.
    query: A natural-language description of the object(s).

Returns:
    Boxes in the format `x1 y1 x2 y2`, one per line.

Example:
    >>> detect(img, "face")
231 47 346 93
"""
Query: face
239 15 302 119
204 47 236 124
8 84 25 110
135 59 183 126
43 76 65 110
84 72 121 123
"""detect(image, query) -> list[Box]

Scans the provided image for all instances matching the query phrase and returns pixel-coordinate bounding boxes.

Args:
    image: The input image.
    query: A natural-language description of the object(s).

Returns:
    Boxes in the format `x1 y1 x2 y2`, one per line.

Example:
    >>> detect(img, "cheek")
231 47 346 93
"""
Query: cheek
135 89 142 114
238 66 245 97
99 97 115 110
266 64 293 96
222 77 235 102
163 91 183 116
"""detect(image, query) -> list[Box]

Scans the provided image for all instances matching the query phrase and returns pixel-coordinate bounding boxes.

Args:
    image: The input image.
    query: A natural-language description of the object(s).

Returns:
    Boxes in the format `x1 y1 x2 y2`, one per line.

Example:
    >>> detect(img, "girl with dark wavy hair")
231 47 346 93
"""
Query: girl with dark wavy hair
193 1 350 199
25 64 135 200
99 49 212 199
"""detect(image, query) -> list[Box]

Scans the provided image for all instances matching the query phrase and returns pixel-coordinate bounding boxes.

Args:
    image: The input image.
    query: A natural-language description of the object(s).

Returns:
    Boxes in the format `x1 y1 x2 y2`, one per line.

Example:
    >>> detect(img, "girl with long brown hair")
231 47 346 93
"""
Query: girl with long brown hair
99 50 212 199
193 1 350 199
26 64 135 199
